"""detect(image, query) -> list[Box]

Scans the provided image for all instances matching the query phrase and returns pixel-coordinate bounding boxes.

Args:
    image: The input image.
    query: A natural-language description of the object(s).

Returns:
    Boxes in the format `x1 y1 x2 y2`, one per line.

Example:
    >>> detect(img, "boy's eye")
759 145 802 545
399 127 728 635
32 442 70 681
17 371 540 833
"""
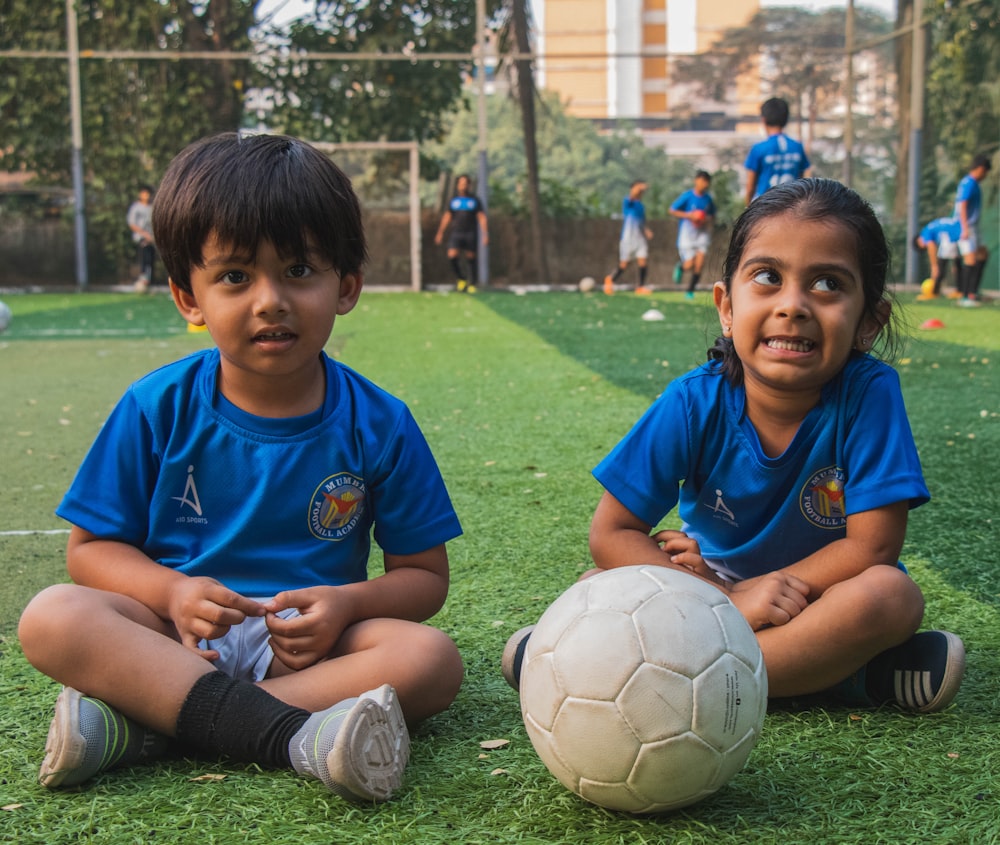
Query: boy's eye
749 269 780 286
221 270 248 285
287 264 313 279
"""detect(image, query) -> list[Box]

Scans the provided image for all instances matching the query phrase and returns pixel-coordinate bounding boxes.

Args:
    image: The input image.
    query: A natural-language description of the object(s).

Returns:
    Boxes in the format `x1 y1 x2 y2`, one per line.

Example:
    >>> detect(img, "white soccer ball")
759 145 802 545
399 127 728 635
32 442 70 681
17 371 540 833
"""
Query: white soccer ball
578 276 596 292
0 300 11 333
520 565 767 814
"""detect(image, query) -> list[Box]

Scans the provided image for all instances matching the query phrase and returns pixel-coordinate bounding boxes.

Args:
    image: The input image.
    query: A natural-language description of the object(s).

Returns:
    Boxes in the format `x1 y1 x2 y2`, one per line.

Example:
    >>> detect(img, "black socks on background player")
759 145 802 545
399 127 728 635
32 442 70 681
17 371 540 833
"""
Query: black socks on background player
174 671 310 768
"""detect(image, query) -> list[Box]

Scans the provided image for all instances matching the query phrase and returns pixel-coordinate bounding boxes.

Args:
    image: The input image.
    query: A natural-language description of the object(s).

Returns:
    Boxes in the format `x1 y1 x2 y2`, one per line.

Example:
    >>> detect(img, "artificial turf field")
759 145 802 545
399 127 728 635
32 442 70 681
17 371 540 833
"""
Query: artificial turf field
0 288 997 844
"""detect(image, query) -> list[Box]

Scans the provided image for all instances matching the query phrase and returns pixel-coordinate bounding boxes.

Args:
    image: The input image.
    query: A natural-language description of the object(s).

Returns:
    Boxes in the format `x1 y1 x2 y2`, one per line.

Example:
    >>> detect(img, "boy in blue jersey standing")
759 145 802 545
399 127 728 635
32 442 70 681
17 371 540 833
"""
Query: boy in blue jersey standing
19 133 464 802
669 170 716 299
953 153 992 306
744 97 811 205
604 180 654 295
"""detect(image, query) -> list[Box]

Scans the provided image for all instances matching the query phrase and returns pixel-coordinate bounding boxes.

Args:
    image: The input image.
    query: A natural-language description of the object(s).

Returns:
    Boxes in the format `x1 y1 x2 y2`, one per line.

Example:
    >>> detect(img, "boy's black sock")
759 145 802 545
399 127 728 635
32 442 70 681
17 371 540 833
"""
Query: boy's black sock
687 272 701 293
638 265 648 286
610 266 624 282
956 262 970 296
174 671 310 768
467 255 478 284
449 256 464 280
969 258 986 295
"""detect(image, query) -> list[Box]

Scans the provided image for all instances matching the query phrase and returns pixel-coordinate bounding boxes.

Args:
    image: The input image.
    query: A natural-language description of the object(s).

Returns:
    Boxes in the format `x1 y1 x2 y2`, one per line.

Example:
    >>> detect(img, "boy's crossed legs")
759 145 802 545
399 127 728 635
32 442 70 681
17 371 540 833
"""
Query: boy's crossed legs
19 583 462 798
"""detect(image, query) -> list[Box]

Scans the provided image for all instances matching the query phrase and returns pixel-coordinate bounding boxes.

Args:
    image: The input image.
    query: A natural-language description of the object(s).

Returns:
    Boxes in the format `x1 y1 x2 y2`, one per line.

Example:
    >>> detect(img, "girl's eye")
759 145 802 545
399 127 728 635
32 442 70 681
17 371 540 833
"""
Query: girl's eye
750 268 780 286
813 276 840 292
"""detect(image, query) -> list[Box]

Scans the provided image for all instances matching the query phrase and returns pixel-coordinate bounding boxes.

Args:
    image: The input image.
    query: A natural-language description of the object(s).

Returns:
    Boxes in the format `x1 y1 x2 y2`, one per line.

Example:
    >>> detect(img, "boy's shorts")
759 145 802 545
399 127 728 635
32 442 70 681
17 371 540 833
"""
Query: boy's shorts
199 605 301 682
678 230 711 263
619 233 649 263
937 232 959 260
958 227 979 257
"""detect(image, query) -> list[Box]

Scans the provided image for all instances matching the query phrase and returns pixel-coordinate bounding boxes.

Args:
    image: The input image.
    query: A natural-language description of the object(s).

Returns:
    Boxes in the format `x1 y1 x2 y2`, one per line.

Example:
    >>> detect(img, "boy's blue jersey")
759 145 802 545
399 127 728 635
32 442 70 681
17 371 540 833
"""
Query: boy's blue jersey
593 356 928 582
953 175 983 225
57 349 462 596
670 190 716 241
745 133 811 198
620 196 647 241
920 217 961 245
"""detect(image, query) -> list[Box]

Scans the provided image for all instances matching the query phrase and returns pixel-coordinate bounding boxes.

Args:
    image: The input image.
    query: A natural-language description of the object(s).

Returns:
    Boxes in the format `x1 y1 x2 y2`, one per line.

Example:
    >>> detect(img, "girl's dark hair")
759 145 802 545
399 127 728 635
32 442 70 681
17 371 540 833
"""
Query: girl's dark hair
709 178 900 385
152 133 367 293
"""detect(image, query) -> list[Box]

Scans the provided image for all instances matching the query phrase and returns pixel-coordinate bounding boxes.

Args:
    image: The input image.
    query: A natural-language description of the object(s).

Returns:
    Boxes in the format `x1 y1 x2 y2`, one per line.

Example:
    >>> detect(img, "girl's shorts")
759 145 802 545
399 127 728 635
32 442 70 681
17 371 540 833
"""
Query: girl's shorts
199 604 301 682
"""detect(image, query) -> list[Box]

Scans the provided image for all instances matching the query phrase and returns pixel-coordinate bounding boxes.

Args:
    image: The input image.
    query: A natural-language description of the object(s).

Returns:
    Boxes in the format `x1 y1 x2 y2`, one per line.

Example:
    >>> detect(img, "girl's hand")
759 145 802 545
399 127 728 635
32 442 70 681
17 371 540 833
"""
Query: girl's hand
652 529 721 584
262 587 351 671
727 572 810 631
167 576 265 660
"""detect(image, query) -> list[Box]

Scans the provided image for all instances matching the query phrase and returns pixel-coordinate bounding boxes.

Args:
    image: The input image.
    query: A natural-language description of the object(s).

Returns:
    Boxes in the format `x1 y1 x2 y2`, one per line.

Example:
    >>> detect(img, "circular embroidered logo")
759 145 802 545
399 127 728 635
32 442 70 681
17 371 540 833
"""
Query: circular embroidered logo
309 473 366 541
800 466 847 529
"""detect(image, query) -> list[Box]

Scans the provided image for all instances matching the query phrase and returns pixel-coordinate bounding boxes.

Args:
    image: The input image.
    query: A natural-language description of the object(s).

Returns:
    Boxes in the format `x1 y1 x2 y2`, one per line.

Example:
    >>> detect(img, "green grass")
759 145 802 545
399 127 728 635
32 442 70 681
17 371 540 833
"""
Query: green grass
1 290 998 844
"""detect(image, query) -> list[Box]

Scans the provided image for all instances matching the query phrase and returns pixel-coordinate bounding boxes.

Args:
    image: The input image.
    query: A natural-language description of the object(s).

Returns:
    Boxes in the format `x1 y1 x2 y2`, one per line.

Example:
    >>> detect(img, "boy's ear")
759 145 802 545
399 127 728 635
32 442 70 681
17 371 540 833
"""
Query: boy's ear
713 281 732 336
337 272 364 315
170 280 206 327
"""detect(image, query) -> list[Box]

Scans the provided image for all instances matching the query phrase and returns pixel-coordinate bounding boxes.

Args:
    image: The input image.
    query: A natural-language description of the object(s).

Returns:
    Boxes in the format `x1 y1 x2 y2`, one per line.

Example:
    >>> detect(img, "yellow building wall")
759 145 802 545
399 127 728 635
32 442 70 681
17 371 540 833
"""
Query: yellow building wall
540 0 610 119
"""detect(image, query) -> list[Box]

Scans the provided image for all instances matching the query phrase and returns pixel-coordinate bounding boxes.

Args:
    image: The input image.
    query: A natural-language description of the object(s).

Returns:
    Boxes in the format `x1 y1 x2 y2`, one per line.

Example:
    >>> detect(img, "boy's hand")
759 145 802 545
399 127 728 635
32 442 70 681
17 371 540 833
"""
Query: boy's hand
727 572 809 632
262 587 350 671
167 576 265 660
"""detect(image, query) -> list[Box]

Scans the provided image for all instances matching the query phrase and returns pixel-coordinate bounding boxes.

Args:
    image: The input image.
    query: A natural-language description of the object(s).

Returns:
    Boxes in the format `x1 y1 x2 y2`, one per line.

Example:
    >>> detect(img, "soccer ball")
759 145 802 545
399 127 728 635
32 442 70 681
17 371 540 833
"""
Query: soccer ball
578 276 596 293
520 565 767 814
0 299 11 333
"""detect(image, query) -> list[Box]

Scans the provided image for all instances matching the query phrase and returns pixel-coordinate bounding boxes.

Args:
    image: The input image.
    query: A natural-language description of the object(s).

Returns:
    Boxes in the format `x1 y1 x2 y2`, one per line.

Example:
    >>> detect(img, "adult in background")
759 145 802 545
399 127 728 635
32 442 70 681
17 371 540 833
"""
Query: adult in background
434 174 488 294
127 184 157 292
744 98 811 206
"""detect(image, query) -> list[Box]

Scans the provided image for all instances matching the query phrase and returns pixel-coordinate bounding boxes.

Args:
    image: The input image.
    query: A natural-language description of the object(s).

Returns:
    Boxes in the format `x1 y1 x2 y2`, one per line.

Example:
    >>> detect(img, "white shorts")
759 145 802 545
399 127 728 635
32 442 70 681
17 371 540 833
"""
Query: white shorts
619 233 648 263
958 228 979 257
199 604 301 682
678 229 711 263
937 233 958 260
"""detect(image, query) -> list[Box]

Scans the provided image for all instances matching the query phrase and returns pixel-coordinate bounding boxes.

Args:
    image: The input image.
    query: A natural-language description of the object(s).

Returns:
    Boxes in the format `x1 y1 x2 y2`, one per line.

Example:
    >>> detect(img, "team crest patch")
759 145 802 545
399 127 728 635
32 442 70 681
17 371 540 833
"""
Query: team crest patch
309 473 366 541
800 466 847 529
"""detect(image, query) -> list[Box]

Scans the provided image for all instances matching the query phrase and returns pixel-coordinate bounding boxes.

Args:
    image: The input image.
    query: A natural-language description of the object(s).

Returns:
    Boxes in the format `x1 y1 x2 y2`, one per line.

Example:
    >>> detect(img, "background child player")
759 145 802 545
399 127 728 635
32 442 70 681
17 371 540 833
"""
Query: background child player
18 133 465 801
669 170 716 299
506 178 964 714
912 216 961 299
434 173 488 293
744 97 811 205
952 153 992 306
604 180 654 295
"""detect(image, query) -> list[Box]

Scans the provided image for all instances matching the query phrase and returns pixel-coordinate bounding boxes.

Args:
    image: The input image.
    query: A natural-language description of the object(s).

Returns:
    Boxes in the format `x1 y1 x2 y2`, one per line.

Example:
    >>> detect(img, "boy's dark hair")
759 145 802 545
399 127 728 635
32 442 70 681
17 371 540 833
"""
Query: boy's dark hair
710 178 899 385
695 170 711 183
153 133 367 293
760 97 790 129
138 184 154 195
970 153 992 173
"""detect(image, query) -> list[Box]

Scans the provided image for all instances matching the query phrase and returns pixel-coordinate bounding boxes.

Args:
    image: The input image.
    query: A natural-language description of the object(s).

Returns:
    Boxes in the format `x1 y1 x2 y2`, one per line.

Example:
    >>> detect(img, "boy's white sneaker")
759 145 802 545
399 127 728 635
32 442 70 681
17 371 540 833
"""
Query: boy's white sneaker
289 684 410 802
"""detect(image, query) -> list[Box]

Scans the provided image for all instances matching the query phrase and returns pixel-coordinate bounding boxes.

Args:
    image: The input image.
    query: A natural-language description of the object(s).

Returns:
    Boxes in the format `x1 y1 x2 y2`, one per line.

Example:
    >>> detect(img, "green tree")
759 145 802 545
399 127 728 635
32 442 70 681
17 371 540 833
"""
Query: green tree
264 0 502 145
0 0 255 278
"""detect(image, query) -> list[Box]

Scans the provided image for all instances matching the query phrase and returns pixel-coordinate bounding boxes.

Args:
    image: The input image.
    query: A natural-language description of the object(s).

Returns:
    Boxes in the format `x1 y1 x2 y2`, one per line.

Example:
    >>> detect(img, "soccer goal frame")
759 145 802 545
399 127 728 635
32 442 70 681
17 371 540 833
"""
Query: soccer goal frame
311 141 422 291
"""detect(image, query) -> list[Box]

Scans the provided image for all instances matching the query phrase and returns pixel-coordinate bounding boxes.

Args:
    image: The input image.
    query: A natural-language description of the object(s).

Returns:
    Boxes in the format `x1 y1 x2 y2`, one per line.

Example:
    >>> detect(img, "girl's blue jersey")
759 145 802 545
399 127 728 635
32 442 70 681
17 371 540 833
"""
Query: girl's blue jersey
594 356 928 582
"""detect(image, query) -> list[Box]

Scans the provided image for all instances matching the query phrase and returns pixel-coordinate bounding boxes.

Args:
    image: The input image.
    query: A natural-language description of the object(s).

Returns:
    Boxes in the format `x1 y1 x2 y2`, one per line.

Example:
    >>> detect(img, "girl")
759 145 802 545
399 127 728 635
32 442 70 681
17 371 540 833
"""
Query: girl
505 178 964 712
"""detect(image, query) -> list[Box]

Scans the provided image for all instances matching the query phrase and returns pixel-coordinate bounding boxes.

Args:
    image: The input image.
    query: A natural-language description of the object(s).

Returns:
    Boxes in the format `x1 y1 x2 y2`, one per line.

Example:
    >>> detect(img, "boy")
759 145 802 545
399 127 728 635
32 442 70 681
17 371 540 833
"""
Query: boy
127 184 156 291
953 153 992 305
744 97 811 205
434 173 488 293
603 180 654 295
668 170 716 299
912 216 961 298
18 133 465 802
